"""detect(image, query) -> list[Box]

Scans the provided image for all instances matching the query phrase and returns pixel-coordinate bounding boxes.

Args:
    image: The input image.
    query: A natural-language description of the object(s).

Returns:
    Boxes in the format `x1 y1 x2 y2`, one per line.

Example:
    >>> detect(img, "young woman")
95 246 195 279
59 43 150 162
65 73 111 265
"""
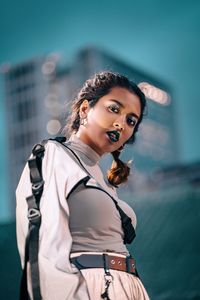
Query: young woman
16 71 150 299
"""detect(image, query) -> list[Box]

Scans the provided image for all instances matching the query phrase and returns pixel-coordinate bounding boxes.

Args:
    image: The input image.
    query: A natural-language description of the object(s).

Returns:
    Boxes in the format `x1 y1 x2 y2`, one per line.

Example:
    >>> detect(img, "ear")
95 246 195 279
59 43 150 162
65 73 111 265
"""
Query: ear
79 99 90 119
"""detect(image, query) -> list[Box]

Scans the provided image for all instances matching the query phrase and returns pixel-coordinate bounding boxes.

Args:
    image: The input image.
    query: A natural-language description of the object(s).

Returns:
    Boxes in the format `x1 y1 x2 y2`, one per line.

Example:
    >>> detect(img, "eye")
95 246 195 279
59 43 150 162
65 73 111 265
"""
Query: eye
108 104 120 113
126 115 137 127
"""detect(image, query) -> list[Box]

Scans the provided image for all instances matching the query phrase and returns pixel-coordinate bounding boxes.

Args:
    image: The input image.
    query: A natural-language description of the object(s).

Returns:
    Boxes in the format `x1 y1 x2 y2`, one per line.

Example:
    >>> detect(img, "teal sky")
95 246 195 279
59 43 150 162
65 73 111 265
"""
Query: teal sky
0 0 200 221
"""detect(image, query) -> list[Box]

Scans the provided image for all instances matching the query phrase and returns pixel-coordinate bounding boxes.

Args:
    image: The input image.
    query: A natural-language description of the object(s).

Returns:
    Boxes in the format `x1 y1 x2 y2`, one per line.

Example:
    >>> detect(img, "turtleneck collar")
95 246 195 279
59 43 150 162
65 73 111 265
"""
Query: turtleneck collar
67 134 101 166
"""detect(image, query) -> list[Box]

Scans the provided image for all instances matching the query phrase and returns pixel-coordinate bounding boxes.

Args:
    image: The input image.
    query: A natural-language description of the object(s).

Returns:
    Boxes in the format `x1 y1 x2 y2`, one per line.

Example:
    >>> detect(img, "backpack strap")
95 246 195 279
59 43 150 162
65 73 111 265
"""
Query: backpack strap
20 139 50 300
20 137 67 300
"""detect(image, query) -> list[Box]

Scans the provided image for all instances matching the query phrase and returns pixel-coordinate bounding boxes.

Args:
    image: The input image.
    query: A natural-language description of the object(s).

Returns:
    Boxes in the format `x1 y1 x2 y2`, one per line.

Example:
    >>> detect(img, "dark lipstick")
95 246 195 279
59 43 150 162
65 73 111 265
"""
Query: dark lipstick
106 130 120 142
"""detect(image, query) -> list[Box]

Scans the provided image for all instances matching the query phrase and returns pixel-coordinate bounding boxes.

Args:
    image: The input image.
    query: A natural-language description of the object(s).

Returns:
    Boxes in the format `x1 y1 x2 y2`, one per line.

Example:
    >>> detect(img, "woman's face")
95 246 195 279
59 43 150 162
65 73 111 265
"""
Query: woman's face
76 86 141 155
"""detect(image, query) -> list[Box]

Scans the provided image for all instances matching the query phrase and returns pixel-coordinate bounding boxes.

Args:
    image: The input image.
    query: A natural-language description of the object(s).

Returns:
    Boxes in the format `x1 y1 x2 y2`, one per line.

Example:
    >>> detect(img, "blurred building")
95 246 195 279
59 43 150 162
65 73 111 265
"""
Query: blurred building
5 47 177 217
148 161 200 189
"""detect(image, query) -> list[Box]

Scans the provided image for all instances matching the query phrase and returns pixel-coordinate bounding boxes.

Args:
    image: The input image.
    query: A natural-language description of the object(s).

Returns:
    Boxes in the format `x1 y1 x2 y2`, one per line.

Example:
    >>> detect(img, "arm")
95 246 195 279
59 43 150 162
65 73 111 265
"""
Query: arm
16 141 90 300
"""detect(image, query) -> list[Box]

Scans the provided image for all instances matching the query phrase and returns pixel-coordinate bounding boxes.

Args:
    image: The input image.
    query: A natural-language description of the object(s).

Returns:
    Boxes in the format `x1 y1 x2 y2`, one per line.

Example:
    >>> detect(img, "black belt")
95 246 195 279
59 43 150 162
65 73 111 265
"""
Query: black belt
70 253 138 276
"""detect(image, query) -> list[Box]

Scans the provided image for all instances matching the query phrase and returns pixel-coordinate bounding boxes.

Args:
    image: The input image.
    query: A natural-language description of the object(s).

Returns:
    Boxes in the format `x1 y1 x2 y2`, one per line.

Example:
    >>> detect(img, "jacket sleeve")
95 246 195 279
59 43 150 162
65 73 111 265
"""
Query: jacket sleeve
16 141 90 300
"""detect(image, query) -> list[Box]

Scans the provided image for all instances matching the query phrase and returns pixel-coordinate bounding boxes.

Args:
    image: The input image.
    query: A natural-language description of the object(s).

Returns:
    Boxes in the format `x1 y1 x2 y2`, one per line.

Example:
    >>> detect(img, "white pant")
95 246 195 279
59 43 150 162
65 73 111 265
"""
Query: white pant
71 252 150 300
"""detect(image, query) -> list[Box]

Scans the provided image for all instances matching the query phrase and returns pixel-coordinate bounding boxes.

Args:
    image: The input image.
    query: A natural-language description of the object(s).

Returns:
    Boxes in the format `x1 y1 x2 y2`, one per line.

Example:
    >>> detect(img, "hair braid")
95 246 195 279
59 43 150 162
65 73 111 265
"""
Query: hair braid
107 150 130 187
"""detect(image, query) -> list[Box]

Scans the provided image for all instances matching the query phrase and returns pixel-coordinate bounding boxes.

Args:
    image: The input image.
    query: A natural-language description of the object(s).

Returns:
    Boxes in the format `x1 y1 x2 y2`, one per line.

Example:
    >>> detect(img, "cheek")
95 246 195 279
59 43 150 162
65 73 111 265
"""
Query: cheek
123 127 134 142
88 109 112 129
96 118 111 129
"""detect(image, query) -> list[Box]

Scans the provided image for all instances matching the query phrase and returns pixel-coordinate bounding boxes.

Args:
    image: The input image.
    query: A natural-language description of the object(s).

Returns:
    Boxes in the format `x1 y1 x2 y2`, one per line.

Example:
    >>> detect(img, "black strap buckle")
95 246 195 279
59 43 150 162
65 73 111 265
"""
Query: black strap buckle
32 181 44 195
28 208 41 225
32 143 45 156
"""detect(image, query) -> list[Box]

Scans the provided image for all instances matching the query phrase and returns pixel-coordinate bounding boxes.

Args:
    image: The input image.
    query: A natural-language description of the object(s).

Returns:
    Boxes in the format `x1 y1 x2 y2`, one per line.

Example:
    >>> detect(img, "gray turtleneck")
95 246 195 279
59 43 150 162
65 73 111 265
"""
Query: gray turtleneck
66 135 137 255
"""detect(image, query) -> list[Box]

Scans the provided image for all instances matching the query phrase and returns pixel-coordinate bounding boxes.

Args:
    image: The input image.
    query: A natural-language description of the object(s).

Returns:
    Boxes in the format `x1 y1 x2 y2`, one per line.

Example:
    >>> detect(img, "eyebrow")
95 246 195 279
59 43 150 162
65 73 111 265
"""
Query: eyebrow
109 99 140 119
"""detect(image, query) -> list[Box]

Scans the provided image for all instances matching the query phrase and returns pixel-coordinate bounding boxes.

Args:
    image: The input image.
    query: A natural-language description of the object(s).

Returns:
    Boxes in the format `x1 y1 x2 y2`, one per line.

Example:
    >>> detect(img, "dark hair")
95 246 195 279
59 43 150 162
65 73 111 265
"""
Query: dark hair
65 71 146 187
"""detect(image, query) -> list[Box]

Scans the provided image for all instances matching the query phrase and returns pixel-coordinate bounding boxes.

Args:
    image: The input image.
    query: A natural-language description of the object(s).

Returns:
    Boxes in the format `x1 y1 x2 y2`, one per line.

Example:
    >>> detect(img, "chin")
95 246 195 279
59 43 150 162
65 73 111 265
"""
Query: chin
105 144 120 154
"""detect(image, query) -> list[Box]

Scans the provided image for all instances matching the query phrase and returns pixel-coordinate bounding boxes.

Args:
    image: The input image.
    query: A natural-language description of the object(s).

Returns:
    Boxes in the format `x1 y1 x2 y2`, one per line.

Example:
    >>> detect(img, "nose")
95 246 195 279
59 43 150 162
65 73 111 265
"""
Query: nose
113 118 125 132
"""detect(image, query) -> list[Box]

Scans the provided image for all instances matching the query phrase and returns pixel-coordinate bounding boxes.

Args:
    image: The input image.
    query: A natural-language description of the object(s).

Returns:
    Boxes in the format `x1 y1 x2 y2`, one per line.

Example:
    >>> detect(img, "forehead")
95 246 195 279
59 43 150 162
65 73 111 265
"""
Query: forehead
99 86 141 115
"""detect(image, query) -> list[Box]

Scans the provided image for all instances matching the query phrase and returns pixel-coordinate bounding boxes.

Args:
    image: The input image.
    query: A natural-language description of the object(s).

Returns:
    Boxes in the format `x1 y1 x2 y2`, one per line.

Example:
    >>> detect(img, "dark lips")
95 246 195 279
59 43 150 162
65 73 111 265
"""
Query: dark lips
106 130 120 143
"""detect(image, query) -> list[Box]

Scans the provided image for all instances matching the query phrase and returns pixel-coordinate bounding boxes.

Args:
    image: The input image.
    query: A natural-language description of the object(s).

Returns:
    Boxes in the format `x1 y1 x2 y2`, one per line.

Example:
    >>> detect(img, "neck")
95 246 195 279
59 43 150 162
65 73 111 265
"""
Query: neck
68 134 101 165
75 130 104 156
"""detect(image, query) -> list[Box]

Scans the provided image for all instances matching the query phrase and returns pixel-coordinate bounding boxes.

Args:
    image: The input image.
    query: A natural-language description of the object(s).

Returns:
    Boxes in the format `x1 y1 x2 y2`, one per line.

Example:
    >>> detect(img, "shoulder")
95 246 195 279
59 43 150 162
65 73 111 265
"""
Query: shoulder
16 140 79 195
42 140 86 177
43 140 77 167
43 139 89 181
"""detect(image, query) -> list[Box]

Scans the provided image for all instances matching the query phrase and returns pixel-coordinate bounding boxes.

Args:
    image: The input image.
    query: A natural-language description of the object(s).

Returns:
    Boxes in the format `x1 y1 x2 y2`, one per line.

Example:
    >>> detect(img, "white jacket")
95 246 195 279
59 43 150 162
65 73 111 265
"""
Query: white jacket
16 138 137 300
